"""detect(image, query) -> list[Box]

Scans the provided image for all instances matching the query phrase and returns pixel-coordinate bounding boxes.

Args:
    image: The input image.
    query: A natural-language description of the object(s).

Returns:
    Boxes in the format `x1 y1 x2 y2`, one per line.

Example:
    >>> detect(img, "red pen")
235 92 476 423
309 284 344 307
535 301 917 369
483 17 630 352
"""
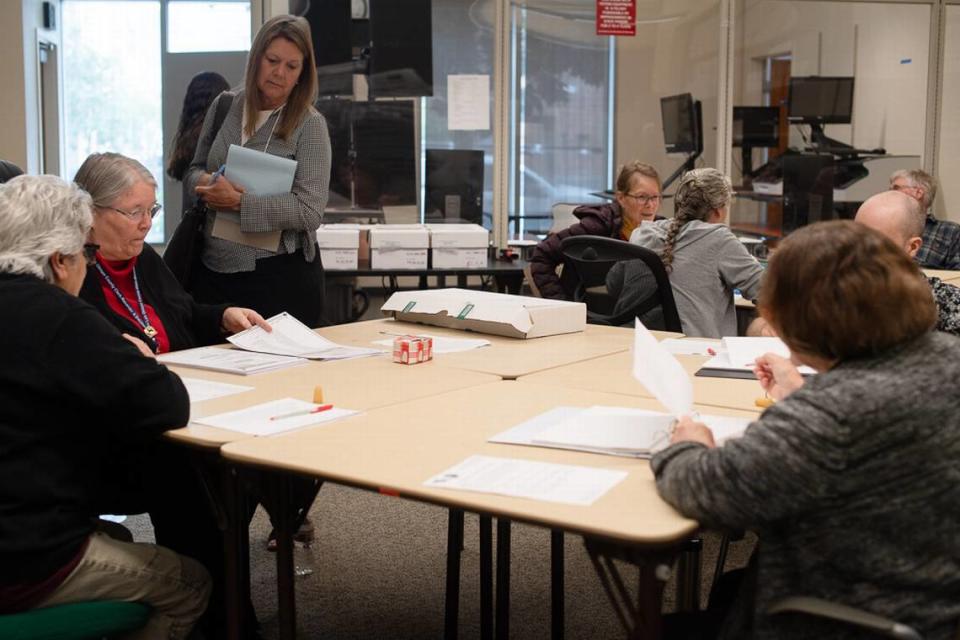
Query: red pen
269 404 334 421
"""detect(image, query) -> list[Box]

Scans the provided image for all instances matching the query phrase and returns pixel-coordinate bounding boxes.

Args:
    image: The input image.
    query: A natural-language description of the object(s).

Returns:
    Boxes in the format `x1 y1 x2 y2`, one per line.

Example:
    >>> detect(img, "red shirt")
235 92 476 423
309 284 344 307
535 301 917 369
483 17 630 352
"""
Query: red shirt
95 256 171 354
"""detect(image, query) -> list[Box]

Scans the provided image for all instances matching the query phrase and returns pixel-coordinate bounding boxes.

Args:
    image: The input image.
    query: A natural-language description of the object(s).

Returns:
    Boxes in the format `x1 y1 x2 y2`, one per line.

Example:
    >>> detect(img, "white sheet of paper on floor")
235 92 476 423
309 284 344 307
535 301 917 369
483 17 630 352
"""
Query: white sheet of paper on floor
424 455 626 506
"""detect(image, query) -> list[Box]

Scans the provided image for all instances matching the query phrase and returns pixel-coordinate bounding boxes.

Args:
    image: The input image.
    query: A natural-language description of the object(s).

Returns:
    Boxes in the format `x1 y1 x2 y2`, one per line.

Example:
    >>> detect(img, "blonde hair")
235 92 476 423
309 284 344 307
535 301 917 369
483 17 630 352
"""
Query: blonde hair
660 168 732 271
244 15 318 140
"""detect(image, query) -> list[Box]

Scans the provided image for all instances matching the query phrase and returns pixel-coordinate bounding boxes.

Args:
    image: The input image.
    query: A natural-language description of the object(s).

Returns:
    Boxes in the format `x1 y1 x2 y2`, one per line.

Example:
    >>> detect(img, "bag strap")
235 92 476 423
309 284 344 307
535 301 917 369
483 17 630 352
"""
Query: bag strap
206 91 235 148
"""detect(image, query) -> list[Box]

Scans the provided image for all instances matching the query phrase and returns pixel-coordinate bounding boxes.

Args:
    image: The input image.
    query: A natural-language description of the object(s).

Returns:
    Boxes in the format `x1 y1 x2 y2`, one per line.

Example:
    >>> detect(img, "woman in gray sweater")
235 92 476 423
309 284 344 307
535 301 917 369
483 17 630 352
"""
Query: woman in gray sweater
653 220 960 639
627 168 763 337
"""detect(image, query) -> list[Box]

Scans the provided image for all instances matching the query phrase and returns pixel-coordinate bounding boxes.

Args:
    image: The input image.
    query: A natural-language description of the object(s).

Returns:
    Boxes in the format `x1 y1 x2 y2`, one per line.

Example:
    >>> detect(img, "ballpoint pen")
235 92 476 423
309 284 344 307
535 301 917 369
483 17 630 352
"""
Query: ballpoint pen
269 404 334 421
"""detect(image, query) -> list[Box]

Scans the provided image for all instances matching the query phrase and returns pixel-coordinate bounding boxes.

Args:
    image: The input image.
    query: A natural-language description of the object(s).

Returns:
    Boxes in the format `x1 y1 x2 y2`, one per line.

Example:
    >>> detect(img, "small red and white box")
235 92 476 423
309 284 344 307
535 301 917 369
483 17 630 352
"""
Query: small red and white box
392 335 433 365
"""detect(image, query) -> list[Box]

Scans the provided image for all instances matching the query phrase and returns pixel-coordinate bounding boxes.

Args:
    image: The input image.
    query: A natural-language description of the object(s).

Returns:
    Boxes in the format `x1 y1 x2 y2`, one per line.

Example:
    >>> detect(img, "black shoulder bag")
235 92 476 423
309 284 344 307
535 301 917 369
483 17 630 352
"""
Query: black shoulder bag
163 91 234 291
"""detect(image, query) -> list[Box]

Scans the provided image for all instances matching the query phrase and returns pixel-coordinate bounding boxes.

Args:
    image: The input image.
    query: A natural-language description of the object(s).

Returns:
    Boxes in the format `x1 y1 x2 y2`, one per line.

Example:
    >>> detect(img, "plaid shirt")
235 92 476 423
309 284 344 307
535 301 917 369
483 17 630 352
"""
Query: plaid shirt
929 276 960 337
916 213 960 270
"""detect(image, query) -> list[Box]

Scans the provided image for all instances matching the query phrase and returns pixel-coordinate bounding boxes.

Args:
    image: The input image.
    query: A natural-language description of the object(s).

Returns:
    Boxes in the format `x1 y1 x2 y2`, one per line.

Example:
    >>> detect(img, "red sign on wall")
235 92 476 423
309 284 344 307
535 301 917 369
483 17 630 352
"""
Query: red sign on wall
596 0 636 36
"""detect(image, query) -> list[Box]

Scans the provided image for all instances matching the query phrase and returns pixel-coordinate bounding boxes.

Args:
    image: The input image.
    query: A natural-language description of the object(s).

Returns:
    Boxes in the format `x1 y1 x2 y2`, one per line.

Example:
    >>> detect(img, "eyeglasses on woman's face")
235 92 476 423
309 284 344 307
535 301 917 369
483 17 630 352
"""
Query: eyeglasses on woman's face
623 192 662 207
98 202 162 221
82 243 100 266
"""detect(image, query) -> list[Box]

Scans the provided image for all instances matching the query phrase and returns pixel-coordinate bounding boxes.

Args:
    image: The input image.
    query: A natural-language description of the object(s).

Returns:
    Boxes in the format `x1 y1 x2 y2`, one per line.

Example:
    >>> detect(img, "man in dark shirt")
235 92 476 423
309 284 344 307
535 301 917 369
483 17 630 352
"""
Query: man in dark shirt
890 168 960 270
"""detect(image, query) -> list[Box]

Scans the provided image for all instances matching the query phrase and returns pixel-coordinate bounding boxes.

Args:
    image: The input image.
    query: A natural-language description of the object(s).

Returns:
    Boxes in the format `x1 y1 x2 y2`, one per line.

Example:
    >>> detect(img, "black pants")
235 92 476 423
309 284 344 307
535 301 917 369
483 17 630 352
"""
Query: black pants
192 247 326 328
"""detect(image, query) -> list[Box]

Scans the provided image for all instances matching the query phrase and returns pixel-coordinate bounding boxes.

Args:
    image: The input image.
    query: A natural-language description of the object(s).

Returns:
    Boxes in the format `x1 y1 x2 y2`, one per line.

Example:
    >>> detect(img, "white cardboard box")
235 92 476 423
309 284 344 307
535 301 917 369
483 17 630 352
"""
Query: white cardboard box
369 225 430 269
427 224 489 268
316 225 361 270
381 288 586 339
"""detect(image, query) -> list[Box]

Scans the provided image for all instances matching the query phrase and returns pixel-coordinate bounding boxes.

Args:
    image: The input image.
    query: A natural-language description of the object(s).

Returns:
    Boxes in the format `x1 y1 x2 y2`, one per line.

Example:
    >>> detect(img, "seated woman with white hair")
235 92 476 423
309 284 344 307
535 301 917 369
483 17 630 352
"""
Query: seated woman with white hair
0 175 210 637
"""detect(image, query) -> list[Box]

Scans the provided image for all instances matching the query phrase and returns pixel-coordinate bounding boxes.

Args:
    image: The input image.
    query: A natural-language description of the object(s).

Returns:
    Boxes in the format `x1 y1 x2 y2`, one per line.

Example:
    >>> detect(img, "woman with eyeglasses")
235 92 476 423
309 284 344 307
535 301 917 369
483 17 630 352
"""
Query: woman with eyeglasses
74 152 268 355
629 168 763 338
0 175 211 636
529 161 664 299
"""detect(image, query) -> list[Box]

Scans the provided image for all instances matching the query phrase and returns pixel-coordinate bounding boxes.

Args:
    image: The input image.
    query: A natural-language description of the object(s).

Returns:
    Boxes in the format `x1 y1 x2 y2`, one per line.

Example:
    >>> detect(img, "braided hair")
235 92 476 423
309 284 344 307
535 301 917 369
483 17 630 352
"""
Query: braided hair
660 168 732 272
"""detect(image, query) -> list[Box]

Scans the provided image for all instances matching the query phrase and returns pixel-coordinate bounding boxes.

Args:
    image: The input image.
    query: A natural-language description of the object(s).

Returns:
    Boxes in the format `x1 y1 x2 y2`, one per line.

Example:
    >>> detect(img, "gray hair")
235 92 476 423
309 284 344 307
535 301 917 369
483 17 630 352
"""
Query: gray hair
73 152 157 208
0 175 93 282
889 168 937 210
661 168 733 271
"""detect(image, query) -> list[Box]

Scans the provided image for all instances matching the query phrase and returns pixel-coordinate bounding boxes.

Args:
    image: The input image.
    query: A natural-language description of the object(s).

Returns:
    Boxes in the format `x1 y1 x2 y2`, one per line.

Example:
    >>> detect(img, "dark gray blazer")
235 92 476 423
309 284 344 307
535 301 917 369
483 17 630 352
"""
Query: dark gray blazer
653 331 960 639
185 90 331 273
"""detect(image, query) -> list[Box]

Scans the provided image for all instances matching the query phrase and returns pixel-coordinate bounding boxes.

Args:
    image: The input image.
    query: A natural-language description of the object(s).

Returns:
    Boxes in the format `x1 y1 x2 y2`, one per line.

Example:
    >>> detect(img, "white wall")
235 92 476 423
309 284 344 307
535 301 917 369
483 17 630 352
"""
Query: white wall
938 6 960 221
0 2 28 168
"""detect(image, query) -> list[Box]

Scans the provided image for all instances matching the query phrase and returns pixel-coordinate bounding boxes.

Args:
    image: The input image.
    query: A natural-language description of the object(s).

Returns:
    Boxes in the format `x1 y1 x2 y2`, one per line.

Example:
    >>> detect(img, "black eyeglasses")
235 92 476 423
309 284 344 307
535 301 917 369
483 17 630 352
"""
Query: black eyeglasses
82 243 100 266
623 192 662 207
98 202 162 221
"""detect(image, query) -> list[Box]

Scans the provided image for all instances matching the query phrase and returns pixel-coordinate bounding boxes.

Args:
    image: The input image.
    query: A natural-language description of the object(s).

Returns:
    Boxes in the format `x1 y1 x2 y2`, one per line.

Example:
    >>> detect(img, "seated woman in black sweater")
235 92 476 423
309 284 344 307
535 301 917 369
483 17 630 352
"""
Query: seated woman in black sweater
0 175 209 636
654 221 960 639
74 151 269 354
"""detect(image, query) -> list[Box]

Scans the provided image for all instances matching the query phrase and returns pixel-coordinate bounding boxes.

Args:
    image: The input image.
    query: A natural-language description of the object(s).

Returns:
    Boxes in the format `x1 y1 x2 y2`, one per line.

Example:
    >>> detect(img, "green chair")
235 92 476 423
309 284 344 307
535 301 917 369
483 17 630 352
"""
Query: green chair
0 600 151 640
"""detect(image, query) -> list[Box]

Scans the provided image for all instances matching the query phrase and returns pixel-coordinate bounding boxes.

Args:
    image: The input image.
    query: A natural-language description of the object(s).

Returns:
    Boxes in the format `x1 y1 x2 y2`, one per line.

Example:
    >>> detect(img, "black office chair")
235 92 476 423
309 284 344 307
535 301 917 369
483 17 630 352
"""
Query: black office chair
560 235 683 331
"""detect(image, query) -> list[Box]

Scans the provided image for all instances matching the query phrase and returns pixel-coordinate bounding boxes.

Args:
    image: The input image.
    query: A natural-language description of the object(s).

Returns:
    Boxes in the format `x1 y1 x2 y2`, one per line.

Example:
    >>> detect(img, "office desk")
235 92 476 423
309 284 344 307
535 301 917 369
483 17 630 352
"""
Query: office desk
318 318 680 379
925 268 960 284
221 381 758 639
521 349 765 415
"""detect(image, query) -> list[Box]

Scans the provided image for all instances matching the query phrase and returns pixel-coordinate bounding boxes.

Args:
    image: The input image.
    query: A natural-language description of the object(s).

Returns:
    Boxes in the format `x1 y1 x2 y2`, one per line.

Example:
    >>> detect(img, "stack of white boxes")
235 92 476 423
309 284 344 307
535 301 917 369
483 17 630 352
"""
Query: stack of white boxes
427 224 489 268
368 224 430 269
316 223 490 270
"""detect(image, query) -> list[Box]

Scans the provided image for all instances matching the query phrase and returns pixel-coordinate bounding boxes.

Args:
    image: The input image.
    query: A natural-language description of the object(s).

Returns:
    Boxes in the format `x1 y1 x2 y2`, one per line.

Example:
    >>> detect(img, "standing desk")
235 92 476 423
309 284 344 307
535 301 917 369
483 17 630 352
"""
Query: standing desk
162 355 501 640
521 350 765 415
319 318 680 379
221 381 760 639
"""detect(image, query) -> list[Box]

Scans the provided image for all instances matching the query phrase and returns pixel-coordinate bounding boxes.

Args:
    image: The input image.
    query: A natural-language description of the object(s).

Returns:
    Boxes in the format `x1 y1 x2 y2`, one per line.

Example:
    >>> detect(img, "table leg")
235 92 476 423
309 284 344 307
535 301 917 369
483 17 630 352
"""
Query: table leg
480 515 493 640
457 274 467 288
444 509 465 640
495 273 524 295
222 464 248 640
274 475 297 640
495 519 511 640
551 530 564 640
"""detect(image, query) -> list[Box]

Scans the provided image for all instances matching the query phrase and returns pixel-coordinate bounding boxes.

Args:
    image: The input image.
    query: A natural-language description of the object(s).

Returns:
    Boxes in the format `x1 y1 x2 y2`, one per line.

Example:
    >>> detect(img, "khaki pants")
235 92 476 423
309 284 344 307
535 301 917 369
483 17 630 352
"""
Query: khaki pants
35 532 211 640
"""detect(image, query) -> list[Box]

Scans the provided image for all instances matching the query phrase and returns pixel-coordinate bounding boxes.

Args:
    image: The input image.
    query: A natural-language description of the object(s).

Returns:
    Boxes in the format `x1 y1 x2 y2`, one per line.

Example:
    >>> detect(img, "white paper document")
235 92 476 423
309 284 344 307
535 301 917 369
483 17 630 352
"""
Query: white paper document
370 334 491 354
179 377 254 403
159 346 307 376
659 338 722 357
228 312 381 360
699 337 816 376
424 455 627 506
447 74 490 130
632 319 693 415
192 398 358 436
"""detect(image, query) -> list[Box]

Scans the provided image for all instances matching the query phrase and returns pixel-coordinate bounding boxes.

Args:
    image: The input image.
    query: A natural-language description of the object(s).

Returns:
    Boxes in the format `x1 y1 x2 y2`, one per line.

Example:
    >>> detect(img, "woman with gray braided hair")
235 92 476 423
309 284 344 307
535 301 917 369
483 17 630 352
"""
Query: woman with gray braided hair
629 168 763 337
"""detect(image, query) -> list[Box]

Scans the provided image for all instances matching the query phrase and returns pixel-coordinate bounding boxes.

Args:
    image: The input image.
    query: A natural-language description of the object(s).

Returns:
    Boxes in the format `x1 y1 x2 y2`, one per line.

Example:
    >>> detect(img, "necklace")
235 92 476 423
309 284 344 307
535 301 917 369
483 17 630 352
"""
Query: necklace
94 262 158 341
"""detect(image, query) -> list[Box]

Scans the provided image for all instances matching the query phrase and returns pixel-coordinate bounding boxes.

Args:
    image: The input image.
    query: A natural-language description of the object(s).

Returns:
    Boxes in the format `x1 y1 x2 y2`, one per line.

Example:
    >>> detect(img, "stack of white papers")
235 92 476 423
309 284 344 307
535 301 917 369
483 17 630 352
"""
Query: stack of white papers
192 398 358 436
424 455 627 506
228 312 381 360
179 377 254 403
370 334 491 354
160 347 307 375
491 406 751 458
697 337 816 379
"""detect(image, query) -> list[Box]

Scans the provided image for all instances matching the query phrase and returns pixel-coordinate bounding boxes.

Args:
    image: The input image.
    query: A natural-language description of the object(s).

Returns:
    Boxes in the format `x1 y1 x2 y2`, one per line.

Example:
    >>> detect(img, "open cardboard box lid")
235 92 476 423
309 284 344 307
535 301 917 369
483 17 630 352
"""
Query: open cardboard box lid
381 288 586 339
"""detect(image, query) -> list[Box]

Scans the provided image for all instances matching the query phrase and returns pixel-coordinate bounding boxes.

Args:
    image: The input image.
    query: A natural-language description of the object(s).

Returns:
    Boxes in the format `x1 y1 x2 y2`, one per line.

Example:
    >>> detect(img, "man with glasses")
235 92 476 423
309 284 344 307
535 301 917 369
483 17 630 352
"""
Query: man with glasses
889 169 960 270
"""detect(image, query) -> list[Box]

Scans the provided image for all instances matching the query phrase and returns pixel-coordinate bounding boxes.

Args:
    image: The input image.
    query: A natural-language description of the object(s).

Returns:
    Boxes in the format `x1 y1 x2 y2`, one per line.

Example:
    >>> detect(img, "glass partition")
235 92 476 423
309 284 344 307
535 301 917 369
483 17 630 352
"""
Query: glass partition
729 0 930 237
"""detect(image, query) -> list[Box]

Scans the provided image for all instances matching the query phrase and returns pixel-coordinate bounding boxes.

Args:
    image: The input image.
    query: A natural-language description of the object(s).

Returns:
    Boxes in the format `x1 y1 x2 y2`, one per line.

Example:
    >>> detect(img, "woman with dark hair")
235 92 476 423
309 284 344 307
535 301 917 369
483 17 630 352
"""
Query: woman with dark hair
185 14 331 327
167 71 230 209
630 167 763 337
528 161 664 299
653 221 960 639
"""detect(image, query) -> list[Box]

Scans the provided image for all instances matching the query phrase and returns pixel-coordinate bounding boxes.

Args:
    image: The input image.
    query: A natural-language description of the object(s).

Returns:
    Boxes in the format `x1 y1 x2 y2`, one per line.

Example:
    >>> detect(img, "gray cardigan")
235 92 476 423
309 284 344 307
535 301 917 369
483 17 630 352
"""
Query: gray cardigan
652 331 960 639
185 90 331 273
629 219 763 337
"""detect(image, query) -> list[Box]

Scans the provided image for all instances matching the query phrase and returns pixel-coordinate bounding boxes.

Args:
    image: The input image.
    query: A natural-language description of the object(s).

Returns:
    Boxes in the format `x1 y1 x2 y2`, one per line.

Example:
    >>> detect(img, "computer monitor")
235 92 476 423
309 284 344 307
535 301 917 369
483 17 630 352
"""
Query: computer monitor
660 93 699 154
424 149 484 225
787 76 855 124
733 106 780 148
368 0 434 97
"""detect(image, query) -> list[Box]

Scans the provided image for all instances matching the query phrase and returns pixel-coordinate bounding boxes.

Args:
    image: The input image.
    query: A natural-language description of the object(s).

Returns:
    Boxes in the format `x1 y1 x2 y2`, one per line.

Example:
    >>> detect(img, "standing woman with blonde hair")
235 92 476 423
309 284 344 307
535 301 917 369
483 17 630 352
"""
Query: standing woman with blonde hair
630 168 763 337
185 14 331 327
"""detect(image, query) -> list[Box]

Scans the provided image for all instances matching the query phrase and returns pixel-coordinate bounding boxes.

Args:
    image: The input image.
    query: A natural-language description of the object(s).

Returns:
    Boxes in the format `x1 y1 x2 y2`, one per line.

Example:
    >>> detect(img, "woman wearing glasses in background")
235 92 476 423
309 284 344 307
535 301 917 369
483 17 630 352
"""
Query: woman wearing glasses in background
74 152 268 355
528 161 664 299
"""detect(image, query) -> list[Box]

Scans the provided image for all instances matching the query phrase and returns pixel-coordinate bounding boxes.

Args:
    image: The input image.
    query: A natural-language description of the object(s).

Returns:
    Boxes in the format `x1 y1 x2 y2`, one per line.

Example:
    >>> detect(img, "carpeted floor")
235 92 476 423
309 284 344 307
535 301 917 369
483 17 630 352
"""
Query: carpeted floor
127 482 756 639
